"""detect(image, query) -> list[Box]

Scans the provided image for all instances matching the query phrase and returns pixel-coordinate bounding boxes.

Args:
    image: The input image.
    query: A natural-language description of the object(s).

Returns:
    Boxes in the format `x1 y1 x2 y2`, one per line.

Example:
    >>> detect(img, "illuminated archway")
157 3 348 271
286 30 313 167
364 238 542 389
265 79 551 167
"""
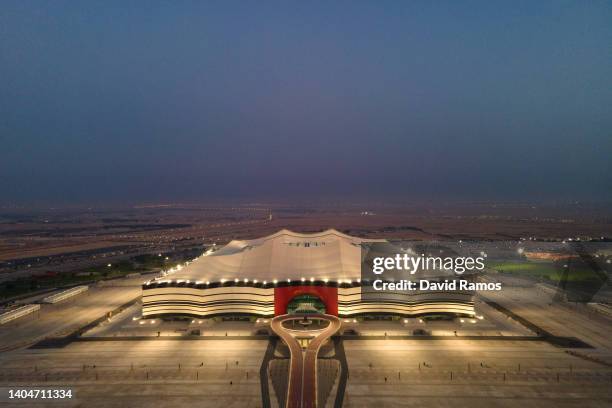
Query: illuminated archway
274 285 338 316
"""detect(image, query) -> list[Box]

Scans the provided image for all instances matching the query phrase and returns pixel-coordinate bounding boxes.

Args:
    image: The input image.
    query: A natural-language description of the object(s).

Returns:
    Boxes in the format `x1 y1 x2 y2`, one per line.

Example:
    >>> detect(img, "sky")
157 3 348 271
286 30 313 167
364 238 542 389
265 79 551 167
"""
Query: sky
1 1 611 205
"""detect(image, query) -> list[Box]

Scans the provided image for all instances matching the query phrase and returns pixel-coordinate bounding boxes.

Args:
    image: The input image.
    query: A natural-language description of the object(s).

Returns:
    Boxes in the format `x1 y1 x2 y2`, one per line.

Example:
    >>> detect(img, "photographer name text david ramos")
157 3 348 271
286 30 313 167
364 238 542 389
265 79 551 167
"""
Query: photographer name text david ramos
372 279 502 291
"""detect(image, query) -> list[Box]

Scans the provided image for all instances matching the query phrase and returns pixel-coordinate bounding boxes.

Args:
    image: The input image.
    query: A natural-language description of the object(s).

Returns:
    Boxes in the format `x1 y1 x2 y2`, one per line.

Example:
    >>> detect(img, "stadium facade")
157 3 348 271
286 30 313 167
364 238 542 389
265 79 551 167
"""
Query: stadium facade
142 229 475 318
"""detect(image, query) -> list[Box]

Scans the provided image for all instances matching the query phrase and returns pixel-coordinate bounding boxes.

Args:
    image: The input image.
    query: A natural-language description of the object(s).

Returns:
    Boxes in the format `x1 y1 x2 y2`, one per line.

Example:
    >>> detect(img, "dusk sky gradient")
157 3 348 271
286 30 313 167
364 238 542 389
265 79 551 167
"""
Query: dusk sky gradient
1 1 611 205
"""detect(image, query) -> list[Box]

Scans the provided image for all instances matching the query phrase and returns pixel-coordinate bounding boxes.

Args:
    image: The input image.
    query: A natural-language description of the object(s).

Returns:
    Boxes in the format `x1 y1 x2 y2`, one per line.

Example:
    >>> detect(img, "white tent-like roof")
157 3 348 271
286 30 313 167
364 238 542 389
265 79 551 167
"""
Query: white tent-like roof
161 229 385 283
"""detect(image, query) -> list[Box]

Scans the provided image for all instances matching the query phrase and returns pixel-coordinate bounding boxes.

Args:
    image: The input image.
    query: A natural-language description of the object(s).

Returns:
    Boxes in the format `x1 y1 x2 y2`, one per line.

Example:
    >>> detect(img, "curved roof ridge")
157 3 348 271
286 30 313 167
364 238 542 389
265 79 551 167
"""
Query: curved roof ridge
249 228 363 244
246 228 388 244
209 239 248 256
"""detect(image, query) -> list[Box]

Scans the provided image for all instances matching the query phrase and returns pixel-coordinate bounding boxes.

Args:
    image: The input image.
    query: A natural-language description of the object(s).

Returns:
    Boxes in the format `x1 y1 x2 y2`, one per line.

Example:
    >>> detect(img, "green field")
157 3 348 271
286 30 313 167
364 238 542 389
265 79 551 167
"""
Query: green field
488 260 603 283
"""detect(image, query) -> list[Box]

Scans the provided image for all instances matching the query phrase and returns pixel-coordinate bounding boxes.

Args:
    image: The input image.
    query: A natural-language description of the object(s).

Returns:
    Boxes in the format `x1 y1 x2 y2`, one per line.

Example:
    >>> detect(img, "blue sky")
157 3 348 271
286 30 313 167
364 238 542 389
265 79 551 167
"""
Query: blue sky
1 1 611 204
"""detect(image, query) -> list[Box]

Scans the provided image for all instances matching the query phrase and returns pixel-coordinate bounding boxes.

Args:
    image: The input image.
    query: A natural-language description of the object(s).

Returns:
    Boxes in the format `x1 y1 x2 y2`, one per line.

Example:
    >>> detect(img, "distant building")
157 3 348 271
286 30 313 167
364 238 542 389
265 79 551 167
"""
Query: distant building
524 251 577 261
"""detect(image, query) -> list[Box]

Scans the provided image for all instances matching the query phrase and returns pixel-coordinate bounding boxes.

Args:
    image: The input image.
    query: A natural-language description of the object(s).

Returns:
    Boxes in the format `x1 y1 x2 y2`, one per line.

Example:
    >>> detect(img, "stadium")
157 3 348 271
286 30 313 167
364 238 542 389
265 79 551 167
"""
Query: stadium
142 229 476 318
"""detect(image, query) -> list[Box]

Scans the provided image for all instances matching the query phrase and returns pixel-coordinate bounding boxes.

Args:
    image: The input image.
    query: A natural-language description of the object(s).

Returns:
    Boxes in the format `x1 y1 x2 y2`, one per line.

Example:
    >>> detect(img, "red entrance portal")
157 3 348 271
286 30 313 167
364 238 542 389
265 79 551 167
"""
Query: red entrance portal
274 286 338 316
